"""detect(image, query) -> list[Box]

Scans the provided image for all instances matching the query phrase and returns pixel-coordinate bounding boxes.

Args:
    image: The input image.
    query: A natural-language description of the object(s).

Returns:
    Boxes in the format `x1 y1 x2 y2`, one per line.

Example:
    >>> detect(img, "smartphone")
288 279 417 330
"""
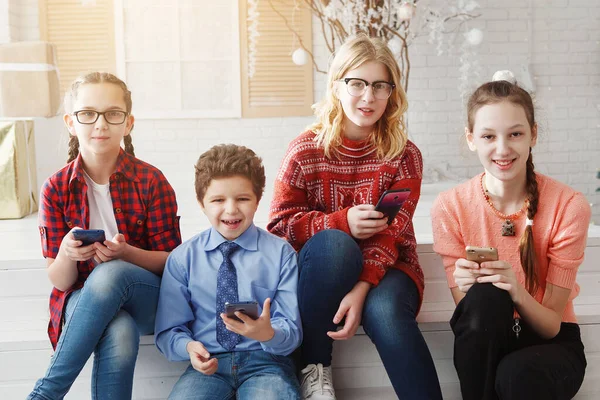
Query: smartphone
72 229 106 246
465 246 499 264
374 188 411 224
225 301 259 322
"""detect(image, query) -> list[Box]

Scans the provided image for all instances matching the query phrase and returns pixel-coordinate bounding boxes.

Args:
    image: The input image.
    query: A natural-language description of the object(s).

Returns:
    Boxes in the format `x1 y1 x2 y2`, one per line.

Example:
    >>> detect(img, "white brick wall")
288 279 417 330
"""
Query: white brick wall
24 0 600 225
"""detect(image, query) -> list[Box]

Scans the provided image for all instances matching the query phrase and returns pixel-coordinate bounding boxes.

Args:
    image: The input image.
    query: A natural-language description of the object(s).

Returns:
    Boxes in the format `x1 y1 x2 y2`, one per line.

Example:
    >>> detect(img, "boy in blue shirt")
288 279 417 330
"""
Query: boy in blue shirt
155 144 302 399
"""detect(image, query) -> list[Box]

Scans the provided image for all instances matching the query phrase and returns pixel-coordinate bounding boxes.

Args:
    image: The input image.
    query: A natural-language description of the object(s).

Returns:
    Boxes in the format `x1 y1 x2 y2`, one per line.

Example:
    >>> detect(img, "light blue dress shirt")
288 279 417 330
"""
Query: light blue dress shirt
155 224 302 361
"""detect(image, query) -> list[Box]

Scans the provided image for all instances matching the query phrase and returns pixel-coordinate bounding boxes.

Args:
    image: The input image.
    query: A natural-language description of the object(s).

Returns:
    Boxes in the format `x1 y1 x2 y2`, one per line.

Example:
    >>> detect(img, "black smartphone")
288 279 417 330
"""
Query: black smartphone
374 188 411 224
72 229 106 246
225 301 259 322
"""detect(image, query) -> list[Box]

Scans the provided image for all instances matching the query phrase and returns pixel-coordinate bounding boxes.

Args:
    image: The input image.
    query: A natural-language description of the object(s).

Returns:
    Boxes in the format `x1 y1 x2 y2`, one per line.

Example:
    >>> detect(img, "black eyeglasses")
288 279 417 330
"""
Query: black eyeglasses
336 78 396 100
73 110 128 125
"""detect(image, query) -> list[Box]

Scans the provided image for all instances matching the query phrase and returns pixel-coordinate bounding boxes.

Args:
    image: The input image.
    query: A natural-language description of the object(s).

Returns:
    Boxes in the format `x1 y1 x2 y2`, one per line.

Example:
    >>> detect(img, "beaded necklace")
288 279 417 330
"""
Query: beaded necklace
480 174 528 237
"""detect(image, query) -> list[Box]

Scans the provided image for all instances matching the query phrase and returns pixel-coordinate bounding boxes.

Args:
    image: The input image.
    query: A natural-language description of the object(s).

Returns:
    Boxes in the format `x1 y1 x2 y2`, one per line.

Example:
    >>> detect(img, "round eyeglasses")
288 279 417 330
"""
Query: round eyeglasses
337 78 395 100
73 110 128 125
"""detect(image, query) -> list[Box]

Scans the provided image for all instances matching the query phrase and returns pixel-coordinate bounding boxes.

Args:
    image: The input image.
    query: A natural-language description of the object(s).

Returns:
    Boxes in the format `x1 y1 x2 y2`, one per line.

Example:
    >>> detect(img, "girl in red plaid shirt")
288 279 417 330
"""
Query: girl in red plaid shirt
28 72 181 400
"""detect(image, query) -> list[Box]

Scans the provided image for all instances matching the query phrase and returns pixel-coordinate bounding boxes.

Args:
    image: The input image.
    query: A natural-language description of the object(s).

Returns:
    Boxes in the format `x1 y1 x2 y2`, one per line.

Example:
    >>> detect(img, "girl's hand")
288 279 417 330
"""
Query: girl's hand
58 227 96 262
93 233 128 264
476 260 524 304
347 204 388 239
453 258 484 293
327 281 371 340
220 298 275 342
186 341 218 375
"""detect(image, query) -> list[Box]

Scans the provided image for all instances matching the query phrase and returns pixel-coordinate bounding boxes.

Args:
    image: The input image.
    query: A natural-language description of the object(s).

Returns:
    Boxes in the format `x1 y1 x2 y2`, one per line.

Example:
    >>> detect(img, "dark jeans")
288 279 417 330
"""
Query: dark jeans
451 283 587 400
297 229 443 399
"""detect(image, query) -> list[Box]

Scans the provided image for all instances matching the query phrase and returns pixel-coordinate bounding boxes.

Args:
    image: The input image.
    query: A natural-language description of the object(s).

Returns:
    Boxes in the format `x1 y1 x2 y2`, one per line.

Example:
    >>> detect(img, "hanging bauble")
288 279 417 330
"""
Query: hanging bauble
465 28 483 46
292 48 309 66
397 2 416 21
387 36 402 57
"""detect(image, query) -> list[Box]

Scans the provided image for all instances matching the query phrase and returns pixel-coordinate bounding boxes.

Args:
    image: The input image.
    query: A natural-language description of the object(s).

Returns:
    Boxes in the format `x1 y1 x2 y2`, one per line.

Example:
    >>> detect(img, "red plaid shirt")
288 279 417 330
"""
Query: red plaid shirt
38 150 181 349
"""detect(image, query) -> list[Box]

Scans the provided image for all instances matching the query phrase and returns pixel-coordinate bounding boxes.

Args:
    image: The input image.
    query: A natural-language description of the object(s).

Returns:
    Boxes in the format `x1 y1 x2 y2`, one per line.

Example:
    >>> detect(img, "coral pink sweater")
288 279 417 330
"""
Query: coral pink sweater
431 173 591 323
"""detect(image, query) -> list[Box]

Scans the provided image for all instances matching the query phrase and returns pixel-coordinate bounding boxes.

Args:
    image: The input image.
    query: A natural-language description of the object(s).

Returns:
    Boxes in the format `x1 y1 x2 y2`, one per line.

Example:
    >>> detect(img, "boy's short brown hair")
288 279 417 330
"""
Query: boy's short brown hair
194 144 266 204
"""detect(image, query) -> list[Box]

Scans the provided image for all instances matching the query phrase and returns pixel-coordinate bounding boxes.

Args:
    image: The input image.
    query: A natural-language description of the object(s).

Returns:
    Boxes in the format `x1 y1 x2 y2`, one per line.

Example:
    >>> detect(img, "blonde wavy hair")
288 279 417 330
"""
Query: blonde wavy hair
309 33 409 160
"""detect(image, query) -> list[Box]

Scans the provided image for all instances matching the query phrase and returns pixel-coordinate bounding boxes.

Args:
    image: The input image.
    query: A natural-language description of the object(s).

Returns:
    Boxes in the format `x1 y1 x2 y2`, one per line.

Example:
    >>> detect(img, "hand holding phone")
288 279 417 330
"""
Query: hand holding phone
59 227 98 262
454 248 498 294
221 298 275 342
93 233 128 264
347 204 388 240
374 188 411 224
72 229 106 246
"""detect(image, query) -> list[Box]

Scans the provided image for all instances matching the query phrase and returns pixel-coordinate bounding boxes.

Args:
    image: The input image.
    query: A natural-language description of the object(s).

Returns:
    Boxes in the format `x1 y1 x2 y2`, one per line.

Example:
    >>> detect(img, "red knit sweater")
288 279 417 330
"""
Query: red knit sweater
268 131 424 303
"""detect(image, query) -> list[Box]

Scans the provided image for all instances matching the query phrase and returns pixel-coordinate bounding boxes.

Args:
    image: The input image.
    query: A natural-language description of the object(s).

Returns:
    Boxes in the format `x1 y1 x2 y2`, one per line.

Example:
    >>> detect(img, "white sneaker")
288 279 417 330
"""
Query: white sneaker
300 363 336 400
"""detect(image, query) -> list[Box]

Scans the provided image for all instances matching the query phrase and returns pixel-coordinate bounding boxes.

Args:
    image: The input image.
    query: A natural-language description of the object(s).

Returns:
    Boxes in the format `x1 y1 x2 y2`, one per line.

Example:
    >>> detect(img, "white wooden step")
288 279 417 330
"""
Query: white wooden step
1 242 599 332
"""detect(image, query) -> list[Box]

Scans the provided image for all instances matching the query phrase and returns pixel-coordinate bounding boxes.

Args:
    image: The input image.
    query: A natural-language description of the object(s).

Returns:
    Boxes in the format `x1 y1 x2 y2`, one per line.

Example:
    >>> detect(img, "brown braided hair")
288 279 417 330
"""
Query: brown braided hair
65 72 134 163
467 80 539 295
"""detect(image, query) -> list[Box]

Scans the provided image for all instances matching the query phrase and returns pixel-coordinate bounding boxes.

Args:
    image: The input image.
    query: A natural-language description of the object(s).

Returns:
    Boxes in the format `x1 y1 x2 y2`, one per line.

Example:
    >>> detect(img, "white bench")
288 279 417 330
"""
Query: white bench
1 214 599 399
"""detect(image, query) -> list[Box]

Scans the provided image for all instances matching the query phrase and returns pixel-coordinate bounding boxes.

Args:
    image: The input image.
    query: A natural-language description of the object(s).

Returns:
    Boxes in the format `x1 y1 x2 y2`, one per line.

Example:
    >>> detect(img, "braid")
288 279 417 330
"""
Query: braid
124 135 135 156
67 136 80 163
518 148 539 295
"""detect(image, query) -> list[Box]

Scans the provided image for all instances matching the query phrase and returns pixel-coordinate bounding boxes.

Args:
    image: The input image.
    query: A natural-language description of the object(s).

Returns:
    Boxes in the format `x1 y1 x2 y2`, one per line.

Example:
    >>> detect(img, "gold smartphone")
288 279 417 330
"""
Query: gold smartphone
465 246 498 264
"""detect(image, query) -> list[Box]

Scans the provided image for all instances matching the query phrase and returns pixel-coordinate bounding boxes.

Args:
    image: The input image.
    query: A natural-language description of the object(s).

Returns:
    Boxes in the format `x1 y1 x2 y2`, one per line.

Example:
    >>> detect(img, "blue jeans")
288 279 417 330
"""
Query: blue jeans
28 260 161 400
168 350 300 400
298 229 443 399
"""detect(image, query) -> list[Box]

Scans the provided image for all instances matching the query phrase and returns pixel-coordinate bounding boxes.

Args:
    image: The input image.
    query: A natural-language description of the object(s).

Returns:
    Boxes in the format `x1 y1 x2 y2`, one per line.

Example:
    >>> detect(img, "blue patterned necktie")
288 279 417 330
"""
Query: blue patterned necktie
216 241 241 351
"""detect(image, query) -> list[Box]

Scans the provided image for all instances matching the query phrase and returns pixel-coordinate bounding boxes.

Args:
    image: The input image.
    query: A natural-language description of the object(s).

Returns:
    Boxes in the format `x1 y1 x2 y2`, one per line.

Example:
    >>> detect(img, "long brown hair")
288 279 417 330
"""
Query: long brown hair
467 80 539 295
65 72 134 163
309 33 408 160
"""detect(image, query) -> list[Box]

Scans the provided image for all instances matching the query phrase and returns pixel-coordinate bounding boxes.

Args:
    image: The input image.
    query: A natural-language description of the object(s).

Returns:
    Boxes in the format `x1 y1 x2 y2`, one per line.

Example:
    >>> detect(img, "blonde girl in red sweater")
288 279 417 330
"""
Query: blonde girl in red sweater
432 71 590 400
268 33 442 400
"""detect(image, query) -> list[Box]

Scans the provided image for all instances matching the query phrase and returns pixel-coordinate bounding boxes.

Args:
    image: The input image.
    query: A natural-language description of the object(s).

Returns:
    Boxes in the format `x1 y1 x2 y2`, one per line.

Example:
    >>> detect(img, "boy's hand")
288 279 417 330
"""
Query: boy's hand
93 233 128 263
220 298 275 342
186 341 218 375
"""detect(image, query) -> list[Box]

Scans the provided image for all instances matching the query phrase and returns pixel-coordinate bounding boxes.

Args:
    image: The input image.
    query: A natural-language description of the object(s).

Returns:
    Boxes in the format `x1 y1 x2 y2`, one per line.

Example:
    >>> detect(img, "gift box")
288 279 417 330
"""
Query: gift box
0 41 61 118
0 120 38 219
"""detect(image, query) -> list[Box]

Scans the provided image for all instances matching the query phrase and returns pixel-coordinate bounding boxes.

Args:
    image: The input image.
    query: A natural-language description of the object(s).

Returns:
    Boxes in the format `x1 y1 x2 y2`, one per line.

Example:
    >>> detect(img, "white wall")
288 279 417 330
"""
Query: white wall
25 0 600 231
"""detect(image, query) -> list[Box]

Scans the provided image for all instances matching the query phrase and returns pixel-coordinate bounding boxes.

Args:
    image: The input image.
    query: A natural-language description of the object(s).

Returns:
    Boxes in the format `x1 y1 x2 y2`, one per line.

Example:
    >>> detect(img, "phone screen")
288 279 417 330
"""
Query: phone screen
72 229 106 246
225 301 259 322
374 189 411 224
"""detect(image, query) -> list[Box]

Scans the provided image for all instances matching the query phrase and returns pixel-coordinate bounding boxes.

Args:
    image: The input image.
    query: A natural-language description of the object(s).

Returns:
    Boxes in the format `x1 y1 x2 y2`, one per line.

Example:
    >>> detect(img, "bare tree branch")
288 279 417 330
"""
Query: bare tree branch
263 0 480 91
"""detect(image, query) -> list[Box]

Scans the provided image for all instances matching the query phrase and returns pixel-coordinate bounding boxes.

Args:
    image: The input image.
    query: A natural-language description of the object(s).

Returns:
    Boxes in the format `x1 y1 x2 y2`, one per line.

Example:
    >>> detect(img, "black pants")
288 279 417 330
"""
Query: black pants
450 283 586 400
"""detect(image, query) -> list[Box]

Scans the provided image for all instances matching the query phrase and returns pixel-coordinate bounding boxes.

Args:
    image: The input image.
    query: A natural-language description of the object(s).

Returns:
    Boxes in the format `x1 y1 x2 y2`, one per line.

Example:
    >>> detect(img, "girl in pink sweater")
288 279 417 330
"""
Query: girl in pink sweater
432 71 590 400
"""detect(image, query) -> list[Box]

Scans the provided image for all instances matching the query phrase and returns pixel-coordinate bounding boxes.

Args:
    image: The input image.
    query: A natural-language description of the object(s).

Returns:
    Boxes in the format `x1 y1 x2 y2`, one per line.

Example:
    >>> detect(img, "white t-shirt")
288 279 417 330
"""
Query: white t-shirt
83 170 119 241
